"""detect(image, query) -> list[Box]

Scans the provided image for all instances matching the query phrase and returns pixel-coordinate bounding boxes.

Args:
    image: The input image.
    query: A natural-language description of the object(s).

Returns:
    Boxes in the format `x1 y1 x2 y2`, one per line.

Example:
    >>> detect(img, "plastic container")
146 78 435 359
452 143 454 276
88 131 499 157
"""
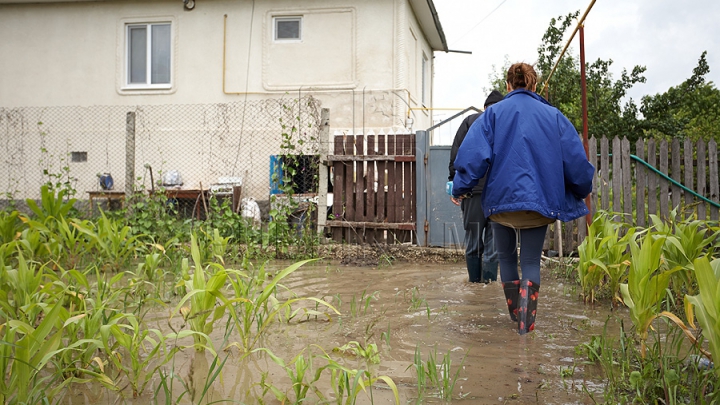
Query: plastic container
446 181 453 196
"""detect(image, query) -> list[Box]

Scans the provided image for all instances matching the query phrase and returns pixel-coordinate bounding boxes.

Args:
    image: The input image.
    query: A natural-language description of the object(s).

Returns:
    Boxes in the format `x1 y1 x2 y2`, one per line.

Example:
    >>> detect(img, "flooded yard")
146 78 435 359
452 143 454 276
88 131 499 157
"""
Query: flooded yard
63 259 618 404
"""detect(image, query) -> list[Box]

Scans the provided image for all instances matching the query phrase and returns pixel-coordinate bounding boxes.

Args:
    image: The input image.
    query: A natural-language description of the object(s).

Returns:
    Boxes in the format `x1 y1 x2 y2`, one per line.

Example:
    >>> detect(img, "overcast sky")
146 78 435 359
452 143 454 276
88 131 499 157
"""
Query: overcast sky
432 0 720 116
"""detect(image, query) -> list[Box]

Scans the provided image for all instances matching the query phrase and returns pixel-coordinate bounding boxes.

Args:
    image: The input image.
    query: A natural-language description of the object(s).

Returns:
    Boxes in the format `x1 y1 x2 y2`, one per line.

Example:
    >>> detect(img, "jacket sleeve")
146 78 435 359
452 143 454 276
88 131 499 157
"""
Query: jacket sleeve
558 114 595 199
452 114 492 197
448 116 471 181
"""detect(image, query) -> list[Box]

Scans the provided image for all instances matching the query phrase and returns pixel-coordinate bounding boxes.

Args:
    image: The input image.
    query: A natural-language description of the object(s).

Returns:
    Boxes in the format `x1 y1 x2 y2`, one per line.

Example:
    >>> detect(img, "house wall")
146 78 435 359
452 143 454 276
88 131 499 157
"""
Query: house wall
0 0 434 130
0 0 436 200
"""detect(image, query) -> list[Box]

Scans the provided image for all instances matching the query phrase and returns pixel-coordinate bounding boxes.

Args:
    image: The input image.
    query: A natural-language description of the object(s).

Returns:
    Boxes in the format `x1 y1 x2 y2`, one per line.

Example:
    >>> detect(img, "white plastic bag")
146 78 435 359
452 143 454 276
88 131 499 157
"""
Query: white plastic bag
240 197 261 227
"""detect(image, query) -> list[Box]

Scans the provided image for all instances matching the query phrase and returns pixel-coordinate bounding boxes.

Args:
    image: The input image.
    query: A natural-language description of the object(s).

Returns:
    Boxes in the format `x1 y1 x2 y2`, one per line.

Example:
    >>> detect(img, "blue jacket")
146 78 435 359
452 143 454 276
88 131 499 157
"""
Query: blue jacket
452 89 595 222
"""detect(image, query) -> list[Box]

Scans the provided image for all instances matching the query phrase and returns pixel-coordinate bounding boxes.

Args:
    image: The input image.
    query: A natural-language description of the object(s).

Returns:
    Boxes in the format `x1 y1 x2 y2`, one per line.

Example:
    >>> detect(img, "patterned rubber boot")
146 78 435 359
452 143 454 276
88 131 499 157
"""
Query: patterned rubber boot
518 279 540 335
502 280 520 322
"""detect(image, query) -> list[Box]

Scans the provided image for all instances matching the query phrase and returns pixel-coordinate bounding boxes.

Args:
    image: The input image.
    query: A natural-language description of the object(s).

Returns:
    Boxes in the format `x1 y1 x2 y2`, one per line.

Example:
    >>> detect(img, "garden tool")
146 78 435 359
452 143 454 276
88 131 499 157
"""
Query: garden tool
502 280 520 321
517 279 540 335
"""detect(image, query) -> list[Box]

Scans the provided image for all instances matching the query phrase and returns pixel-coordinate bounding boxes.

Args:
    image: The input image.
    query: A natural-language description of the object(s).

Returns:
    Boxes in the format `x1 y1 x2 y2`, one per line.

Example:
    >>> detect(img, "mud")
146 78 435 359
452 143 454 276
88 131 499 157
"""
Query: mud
63 258 618 404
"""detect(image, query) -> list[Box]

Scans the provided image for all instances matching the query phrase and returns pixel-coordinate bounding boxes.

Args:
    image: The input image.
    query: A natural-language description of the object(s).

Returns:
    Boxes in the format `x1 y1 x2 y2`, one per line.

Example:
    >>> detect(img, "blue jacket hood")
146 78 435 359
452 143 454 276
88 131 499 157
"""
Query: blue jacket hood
451 89 595 222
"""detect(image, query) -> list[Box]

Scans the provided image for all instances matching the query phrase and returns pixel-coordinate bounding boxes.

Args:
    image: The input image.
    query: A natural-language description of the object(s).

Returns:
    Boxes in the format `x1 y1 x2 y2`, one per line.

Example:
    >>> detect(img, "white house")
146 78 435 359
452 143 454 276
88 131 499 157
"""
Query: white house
0 0 448 202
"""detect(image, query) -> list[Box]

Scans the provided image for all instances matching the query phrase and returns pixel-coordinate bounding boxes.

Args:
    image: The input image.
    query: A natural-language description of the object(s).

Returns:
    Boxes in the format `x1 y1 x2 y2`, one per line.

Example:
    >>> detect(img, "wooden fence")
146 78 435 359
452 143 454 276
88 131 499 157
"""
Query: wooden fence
546 136 720 252
326 133 416 244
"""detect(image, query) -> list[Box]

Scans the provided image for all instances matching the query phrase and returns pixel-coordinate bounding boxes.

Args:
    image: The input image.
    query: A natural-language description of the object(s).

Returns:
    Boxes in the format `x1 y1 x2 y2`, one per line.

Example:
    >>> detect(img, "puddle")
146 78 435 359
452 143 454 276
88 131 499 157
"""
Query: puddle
61 261 620 404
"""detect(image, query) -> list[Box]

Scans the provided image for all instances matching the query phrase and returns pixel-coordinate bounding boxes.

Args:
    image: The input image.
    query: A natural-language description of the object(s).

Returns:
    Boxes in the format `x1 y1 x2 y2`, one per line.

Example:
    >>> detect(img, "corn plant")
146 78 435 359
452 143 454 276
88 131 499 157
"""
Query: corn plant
620 232 680 357
225 258 339 353
651 211 718 297
577 211 633 303
0 210 23 245
254 347 326 404
100 313 210 398
685 256 720 376
333 341 380 364
76 211 147 272
406 345 466 401
172 233 229 352
1 301 71 404
2 249 47 323
25 184 76 226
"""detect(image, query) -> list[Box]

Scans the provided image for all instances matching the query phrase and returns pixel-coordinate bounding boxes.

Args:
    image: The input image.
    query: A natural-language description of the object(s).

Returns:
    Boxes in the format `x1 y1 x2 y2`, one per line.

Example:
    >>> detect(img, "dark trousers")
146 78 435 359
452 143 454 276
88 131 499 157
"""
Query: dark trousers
461 194 496 263
491 223 547 285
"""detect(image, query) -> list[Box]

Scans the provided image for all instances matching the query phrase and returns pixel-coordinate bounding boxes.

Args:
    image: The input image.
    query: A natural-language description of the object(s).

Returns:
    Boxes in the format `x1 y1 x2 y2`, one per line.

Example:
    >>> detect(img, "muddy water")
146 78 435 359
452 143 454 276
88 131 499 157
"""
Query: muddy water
64 261 621 404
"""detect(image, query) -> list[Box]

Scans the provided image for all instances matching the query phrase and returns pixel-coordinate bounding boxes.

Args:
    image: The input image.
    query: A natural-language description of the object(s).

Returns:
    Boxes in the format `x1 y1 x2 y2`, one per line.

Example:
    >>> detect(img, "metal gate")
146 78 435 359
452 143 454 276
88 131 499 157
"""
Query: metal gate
415 108 481 247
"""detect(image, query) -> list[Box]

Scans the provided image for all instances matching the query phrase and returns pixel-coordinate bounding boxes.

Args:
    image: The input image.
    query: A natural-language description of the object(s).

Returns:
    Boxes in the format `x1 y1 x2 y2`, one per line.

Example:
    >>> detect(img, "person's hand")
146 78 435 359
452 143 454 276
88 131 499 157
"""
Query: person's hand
450 196 461 206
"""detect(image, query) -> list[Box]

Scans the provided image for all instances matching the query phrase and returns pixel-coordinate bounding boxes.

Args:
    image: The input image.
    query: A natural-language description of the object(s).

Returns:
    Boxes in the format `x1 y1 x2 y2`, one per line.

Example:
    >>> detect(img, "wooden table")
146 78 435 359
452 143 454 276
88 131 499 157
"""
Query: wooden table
87 189 210 219
87 190 126 215
157 188 209 219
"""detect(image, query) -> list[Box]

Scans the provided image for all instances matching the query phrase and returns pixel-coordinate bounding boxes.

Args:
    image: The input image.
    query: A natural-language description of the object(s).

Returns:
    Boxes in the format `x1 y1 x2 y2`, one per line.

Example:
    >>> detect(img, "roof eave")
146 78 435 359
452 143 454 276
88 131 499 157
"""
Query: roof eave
408 0 448 52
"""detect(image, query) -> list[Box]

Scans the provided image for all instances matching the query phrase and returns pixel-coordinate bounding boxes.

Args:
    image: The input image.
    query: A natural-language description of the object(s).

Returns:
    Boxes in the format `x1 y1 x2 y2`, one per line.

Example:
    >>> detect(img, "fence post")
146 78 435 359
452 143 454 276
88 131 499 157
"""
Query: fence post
125 111 135 213
415 130 428 247
316 108 330 236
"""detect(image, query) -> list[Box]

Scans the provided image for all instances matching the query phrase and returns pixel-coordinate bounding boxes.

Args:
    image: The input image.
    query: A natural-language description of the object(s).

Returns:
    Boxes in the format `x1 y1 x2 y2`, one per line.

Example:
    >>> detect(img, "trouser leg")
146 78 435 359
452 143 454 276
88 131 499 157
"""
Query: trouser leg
482 221 498 282
462 195 486 283
491 222 519 283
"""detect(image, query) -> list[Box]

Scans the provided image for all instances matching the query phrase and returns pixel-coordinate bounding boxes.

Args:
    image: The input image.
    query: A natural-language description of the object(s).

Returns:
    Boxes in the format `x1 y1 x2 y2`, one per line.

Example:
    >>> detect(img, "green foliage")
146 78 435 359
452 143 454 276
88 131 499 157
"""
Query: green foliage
172 233 228 351
26 184 77 226
406 345 467 402
641 51 720 141
76 211 147 272
685 257 720 377
620 232 679 357
333 341 380 364
577 211 634 304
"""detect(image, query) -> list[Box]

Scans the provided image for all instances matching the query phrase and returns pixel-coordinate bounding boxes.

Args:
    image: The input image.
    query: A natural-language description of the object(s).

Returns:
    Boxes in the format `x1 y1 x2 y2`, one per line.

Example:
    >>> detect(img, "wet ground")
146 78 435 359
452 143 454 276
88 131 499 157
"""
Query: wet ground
64 259 622 404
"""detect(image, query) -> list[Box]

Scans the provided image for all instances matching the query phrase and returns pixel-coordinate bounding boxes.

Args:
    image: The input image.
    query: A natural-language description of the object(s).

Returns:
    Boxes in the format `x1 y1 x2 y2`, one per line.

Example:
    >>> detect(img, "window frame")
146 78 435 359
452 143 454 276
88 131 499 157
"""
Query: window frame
124 21 173 90
273 16 303 42
421 53 429 106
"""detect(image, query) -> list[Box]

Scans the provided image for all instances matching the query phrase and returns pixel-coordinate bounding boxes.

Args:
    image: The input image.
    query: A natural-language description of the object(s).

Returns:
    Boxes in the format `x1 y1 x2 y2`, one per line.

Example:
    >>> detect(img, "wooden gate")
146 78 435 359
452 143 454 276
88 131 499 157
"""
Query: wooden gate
327 133 416 244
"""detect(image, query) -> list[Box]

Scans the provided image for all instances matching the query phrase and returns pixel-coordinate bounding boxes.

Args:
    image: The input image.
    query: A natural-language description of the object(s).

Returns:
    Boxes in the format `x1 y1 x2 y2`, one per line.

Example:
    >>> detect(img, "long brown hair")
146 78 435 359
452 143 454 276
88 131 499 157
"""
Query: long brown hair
506 63 537 91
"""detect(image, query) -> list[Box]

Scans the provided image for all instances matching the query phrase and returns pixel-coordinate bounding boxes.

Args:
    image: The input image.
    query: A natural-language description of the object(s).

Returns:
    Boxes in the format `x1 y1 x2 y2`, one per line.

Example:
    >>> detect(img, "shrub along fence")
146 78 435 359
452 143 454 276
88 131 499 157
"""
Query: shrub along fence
547 136 720 253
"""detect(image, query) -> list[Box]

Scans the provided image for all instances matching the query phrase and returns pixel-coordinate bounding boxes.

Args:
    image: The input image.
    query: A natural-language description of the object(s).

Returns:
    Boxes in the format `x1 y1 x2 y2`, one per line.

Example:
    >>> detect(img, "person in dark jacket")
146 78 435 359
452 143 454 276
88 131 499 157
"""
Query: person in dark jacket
448 90 504 283
452 62 595 334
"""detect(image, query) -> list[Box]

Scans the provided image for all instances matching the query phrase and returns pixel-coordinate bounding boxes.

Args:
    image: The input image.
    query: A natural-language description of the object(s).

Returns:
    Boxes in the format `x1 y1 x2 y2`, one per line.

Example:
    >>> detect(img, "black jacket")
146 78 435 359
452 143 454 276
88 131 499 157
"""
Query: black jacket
448 112 485 194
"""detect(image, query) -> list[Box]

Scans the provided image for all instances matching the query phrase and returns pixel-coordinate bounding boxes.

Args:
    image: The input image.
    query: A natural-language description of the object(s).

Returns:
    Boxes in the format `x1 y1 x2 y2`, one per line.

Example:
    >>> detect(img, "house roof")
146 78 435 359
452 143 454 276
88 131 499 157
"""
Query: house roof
410 0 449 52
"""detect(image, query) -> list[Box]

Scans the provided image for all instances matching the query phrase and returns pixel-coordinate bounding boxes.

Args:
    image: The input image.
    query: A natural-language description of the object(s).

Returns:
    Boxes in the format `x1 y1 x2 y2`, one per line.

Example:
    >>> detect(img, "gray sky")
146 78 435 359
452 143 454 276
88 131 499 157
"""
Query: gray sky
432 0 720 114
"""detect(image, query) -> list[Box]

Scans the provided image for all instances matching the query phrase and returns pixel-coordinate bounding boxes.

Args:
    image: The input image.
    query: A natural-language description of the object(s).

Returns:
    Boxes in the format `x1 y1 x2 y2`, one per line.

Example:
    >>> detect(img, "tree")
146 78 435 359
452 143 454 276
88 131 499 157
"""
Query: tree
640 51 720 141
535 11 646 142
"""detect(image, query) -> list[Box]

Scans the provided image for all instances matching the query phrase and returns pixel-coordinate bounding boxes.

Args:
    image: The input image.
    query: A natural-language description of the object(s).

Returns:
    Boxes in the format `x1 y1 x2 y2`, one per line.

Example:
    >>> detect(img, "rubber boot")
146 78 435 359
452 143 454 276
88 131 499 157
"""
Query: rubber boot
502 280 520 322
466 255 483 283
518 279 540 335
482 261 498 283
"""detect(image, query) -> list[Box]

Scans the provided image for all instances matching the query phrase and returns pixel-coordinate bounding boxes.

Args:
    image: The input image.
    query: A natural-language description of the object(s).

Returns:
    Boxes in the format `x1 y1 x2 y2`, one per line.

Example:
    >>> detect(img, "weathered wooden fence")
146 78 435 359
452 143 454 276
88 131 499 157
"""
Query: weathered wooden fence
546 136 720 252
327 133 416 244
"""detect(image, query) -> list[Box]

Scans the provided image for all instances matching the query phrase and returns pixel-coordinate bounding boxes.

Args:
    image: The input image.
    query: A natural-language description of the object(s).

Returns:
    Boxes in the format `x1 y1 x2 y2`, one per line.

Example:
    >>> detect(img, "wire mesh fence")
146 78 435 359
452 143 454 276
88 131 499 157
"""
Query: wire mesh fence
0 96 323 218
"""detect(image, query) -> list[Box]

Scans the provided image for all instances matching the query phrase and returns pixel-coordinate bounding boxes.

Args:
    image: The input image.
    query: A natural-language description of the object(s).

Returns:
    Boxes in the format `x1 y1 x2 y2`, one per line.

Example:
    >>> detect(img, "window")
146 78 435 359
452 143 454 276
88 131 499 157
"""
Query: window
421 53 429 105
126 22 171 88
71 152 87 162
274 17 302 41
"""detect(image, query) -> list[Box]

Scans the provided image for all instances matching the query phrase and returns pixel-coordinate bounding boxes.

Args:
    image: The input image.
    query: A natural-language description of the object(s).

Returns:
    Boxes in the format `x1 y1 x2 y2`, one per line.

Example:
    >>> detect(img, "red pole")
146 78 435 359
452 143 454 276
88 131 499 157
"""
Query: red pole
579 24 593 226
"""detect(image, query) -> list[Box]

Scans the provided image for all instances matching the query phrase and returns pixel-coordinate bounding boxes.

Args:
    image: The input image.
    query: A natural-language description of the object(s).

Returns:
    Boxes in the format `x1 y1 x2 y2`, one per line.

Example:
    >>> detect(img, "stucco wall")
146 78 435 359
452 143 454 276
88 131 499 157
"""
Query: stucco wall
0 0 434 132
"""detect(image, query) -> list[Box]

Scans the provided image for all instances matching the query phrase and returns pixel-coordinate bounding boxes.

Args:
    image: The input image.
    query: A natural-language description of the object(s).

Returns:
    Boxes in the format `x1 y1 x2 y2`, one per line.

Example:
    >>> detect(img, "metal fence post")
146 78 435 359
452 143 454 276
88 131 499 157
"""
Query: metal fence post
415 129 428 246
125 111 135 210
317 108 330 236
